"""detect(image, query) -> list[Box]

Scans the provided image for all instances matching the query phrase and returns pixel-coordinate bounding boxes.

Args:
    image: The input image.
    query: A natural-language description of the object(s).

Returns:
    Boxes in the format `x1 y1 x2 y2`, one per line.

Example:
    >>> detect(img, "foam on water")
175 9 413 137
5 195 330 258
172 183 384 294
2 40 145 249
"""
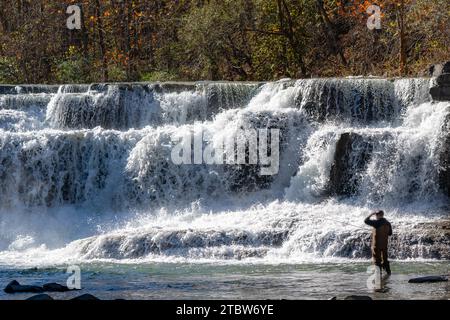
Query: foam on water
0 200 443 267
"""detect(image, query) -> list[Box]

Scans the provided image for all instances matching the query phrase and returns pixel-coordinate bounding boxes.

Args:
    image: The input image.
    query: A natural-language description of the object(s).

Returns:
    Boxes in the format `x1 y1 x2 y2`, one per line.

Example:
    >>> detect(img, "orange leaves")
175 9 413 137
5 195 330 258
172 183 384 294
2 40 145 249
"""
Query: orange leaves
108 49 130 67
334 0 412 21
336 0 375 20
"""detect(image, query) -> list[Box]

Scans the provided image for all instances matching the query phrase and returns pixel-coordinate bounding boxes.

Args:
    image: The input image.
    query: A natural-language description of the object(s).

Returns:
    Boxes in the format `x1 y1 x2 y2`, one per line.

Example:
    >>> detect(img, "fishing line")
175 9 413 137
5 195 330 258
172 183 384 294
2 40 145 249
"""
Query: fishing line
318 216 367 230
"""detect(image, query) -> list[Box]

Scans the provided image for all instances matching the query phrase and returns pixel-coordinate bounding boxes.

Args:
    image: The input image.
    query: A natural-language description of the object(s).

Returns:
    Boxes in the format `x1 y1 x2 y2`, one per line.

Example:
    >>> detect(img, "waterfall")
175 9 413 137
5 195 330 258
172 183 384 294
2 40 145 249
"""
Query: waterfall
0 78 449 266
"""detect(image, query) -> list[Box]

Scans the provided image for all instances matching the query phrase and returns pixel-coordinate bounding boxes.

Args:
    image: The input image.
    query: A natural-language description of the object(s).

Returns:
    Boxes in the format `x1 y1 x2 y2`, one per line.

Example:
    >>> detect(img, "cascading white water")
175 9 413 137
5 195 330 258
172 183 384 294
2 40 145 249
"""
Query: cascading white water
0 78 448 267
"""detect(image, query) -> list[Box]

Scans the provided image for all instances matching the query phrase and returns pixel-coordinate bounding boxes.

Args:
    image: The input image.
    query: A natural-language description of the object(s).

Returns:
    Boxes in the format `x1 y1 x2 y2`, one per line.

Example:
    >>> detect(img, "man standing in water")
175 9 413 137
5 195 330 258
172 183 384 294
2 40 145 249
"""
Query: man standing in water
364 210 393 275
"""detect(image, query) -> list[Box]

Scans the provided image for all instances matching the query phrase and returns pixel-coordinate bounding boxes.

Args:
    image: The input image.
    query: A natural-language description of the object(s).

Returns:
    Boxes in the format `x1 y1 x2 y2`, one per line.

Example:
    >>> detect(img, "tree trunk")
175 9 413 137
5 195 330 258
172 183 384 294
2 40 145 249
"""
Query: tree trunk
80 4 89 60
95 0 108 82
277 0 307 77
316 0 347 67
398 0 407 76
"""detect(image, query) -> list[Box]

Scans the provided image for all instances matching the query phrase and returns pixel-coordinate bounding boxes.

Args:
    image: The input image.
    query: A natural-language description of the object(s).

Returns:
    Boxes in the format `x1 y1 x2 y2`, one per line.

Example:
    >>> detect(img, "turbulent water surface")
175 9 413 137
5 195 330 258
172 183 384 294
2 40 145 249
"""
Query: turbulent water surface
0 79 449 299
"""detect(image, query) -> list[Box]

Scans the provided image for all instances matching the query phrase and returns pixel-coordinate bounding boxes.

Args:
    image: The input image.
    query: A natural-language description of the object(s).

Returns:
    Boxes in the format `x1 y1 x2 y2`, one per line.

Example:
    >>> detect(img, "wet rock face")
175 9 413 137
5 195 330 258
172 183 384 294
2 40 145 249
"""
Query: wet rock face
226 112 293 192
0 85 59 95
379 220 449 260
49 84 159 130
317 220 450 260
78 228 288 260
430 85 450 101
329 132 373 196
438 114 450 196
429 61 450 77
298 79 400 124
203 82 261 111
0 85 17 95
430 61 450 101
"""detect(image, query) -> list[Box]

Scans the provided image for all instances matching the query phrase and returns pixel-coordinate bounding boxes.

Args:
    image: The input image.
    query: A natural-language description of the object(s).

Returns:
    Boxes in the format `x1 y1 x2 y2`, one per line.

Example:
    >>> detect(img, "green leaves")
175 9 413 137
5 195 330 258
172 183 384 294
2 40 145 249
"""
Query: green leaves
0 57 19 84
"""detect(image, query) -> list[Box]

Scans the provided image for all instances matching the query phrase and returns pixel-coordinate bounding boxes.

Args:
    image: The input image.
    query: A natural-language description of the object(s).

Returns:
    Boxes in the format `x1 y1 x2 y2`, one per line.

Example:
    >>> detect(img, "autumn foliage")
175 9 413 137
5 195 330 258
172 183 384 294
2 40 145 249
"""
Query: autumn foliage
0 0 448 83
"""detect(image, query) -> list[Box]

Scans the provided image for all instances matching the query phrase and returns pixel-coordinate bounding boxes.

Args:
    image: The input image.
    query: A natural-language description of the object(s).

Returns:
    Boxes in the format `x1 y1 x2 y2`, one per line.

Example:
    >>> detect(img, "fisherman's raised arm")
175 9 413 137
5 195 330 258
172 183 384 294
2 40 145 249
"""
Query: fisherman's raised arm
364 212 377 227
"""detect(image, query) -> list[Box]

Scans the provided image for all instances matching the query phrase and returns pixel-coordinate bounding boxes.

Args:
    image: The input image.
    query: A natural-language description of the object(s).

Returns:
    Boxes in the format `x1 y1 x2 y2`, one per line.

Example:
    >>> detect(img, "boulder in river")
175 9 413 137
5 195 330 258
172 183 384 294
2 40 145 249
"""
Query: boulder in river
43 282 73 292
408 276 448 283
4 280 44 294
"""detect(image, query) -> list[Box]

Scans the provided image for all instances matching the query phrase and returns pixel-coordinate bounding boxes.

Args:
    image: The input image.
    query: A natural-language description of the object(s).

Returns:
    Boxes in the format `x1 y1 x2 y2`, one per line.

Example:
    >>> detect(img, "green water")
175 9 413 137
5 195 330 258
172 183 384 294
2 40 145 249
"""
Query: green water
0 261 448 300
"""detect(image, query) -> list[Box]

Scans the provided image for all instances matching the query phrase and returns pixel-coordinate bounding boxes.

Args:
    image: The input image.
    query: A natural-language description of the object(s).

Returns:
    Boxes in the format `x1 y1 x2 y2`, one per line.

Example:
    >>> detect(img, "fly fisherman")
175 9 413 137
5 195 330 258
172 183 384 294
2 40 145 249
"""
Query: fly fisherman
364 210 392 275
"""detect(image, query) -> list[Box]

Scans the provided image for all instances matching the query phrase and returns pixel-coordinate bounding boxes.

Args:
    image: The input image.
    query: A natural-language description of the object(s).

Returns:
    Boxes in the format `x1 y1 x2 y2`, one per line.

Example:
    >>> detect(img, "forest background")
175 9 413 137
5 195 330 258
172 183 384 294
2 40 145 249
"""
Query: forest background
0 0 449 84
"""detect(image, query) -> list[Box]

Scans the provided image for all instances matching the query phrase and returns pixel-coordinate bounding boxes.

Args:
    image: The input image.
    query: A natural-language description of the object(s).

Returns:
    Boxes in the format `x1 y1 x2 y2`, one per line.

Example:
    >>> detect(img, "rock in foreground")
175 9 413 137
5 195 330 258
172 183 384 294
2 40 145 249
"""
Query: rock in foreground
26 294 54 301
344 295 373 300
70 294 100 300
